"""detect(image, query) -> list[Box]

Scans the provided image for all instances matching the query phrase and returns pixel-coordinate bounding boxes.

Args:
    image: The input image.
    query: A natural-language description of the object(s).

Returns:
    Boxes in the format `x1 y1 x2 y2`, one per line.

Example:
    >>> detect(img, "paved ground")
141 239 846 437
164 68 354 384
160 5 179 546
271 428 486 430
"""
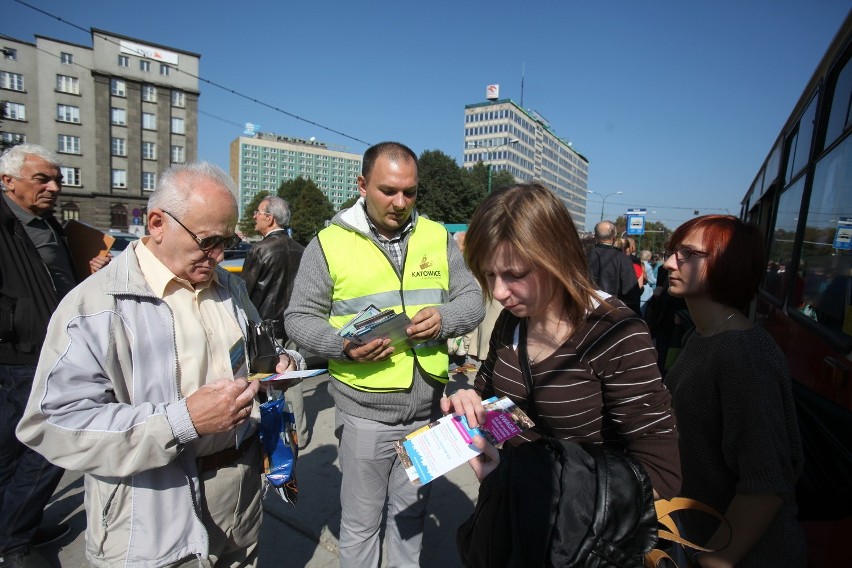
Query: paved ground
27 369 481 567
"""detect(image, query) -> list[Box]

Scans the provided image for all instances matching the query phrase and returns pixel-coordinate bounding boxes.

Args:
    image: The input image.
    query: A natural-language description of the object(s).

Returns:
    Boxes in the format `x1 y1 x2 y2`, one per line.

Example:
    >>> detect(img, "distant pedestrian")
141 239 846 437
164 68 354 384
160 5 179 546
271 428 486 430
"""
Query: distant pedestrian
242 195 310 448
639 249 656 315
586 220 641 313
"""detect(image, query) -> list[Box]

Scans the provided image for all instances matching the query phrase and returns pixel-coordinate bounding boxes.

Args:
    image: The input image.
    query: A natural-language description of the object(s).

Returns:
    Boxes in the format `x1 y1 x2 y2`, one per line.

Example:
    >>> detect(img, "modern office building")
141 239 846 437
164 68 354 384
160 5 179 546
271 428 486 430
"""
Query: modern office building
0 29 199 232
229 132 362 216
463 97 589 226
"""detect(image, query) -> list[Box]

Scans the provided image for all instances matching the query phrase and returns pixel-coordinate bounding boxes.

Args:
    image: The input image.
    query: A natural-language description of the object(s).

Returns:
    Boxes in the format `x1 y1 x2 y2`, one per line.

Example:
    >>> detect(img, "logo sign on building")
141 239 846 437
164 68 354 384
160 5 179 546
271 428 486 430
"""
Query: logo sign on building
834 218 852 251
625 208 647 236
486 84 500 100
119 40 179 65
244 123 261 136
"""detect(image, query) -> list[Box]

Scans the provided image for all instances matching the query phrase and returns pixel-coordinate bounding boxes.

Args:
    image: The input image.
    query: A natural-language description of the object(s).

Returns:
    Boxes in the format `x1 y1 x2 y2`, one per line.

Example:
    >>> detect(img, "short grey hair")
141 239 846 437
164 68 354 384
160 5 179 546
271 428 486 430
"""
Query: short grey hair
0 144 62 186
148 161 237 218
262 195 291 227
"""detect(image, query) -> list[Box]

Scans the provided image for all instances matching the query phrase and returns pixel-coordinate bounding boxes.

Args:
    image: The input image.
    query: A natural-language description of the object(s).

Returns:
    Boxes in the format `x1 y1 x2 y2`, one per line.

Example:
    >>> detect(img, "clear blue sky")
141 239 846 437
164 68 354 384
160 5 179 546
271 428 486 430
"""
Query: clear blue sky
5 0 850 230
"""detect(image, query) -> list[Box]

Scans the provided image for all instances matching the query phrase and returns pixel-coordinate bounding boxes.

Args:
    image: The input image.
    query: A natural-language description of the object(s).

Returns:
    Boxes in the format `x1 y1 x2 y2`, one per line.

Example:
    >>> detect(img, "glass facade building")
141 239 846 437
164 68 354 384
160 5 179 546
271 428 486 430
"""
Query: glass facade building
463 98 590 227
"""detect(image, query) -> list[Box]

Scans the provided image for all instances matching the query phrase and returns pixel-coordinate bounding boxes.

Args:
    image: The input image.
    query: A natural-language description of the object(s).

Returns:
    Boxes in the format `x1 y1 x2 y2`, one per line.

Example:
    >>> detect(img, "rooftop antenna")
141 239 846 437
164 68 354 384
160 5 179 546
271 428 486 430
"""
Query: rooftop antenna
520 62 525 107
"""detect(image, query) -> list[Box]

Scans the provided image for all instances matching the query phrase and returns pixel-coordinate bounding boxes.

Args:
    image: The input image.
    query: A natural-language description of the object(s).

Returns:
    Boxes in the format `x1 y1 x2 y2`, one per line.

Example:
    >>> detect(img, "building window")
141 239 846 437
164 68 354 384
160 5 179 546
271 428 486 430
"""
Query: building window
171 117 185 134
171 145 185 163
61 167 81 187
118 54 129 67
1 132 25 144
60 52 73 65
1 71 24 91
56 104 79 123
111 107 126 126
110 204 128 228
142 141 156 160
141 84 157 102
110 79 126 97
5 102 25 121
61 202 80 221
142 112 157 130
56 74 79 94
160 64 170 76
171 90 185 107
57 134 80 154
2 48 17 60
111 169 127 188
111 137 126 156
142 172 157 191
139 60 150 72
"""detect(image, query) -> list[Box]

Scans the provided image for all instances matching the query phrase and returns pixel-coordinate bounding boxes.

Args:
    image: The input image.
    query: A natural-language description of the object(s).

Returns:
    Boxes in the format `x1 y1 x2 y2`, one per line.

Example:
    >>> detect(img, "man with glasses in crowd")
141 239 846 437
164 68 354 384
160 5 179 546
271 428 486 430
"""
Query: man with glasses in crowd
242 195 310 448
17 162 301 567
0 144 111 568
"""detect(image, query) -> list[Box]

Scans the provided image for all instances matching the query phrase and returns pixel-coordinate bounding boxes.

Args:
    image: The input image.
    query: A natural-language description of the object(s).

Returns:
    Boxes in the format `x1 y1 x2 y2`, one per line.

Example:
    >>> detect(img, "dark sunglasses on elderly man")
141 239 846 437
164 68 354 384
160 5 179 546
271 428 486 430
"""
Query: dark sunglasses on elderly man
163 210 242 251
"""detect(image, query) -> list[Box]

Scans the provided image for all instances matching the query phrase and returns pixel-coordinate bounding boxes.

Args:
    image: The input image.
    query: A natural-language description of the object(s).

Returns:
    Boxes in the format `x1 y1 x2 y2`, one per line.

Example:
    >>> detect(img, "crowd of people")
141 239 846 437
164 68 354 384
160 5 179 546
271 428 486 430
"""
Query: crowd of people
0 141 804 568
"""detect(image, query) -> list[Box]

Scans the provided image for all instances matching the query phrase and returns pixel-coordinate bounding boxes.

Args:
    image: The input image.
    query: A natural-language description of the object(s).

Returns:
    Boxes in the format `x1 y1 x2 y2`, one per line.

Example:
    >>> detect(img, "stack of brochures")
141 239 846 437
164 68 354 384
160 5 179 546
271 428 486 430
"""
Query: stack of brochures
337 304 413 350
395 396 535 485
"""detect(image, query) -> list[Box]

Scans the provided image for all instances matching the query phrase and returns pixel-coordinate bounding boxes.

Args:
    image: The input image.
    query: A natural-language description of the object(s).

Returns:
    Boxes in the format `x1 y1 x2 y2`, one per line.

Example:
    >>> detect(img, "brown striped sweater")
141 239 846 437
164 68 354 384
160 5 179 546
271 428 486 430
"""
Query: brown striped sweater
474 295 682 498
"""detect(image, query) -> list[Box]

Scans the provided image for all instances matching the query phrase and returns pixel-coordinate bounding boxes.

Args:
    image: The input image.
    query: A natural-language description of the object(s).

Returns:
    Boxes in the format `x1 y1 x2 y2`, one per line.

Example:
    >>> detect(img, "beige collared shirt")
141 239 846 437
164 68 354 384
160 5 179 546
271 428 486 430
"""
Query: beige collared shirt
136 238 252 455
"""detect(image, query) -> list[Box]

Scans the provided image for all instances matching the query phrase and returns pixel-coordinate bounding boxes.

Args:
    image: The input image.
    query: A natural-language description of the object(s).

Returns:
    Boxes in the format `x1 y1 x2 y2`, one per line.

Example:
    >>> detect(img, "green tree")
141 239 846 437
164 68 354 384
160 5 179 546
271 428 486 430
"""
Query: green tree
277 176 316 205
289 181 334 245
339 195 359 211
237 190 269 237
417 150 480 223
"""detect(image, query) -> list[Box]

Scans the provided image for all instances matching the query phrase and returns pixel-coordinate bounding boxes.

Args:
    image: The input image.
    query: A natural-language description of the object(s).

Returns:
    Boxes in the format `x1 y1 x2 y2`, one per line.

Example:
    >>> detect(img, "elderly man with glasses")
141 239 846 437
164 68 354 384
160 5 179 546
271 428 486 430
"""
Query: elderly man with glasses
0 143 111 568
242 195 311 448
17 162 302 567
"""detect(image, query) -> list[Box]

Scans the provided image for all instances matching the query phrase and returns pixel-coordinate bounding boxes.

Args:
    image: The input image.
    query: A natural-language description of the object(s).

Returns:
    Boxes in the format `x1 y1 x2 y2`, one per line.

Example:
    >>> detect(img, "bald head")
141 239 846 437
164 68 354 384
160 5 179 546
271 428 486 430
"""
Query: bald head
594 221 616 243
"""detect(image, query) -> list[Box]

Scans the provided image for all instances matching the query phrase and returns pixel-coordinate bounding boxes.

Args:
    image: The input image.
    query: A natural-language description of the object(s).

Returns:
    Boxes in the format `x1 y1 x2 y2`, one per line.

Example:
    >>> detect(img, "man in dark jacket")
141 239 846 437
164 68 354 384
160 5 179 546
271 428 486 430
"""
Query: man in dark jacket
0 144 109 567
242 195 310 447
586 220 641 313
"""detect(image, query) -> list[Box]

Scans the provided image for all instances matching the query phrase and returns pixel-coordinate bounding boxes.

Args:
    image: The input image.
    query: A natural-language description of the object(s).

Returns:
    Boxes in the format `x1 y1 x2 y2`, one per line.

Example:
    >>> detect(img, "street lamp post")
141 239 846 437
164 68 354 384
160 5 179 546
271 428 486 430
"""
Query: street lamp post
587 190 624 222
466 138 519 194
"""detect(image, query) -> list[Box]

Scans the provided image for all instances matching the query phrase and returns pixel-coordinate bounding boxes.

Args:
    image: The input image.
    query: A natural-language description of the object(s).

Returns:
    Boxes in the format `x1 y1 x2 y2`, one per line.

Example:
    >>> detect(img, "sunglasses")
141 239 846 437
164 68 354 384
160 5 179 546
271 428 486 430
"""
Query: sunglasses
163 210 241 251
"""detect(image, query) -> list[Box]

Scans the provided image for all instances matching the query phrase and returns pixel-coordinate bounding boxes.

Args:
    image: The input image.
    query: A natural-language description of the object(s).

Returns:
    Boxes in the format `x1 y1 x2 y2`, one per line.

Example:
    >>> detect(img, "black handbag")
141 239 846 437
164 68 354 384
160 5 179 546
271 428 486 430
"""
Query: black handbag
457 322 659 567
247 319 283 374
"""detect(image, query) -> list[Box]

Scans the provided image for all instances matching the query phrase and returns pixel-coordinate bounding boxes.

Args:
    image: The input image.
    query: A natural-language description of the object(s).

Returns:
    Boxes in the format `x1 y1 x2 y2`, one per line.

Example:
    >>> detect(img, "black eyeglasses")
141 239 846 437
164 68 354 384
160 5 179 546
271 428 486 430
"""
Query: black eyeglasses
163 210 241 251
665 246 710 262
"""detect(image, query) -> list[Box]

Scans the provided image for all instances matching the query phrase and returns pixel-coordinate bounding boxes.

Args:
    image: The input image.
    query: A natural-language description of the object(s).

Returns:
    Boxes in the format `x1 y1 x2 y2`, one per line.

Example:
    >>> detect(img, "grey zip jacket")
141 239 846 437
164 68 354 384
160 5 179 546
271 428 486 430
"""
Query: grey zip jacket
16 241 288 567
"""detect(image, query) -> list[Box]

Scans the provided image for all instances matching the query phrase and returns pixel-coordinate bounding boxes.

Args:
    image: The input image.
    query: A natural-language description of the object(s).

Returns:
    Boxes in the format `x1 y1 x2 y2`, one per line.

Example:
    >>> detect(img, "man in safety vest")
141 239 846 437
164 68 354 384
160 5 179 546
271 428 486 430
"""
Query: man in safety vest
285 141 484 567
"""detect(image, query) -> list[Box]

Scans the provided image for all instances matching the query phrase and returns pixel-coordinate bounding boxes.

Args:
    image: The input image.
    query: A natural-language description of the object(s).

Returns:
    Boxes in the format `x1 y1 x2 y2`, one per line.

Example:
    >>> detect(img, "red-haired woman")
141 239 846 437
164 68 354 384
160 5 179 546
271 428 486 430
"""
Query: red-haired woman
663 215 805 567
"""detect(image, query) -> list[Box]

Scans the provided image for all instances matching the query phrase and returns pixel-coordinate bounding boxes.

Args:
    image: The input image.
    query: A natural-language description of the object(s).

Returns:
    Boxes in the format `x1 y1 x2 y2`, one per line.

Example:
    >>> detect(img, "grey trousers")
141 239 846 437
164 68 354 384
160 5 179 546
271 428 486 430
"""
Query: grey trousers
335 408 432 568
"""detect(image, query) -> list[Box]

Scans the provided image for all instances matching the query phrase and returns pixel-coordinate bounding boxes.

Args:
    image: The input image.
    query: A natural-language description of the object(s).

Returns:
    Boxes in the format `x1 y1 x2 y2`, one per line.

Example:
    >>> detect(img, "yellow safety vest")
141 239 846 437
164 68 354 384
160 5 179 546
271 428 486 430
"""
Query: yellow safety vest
318 218 450 391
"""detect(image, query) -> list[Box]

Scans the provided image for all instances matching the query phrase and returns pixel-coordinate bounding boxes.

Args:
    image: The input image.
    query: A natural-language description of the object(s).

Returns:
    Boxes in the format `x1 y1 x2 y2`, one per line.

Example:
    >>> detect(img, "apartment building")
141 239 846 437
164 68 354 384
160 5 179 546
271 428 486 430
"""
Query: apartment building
0 29 199 231
230 132 362 216
463 98 590 226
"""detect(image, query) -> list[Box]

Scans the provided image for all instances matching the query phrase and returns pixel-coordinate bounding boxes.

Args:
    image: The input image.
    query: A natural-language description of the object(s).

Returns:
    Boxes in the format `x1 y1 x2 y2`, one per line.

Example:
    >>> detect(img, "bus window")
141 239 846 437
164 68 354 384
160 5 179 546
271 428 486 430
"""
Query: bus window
785 95 819 182
824 51 852 149
797 133 852 335
767 178 805 302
